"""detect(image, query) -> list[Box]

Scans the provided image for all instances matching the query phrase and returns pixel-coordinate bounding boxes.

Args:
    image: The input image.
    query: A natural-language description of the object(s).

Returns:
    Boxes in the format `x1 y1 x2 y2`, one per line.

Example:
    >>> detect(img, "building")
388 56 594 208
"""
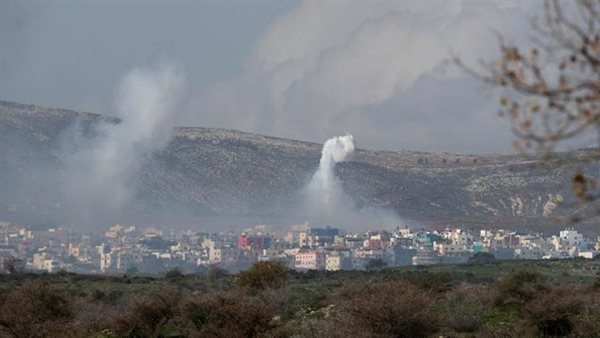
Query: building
299 227 340 247
0 245 20 273
294 250 326 270
392 247 417 266
237 233 272 251
100 252 112 273
325 251 352 271
32 252 60 273
559 228 584 248
412 247 441 265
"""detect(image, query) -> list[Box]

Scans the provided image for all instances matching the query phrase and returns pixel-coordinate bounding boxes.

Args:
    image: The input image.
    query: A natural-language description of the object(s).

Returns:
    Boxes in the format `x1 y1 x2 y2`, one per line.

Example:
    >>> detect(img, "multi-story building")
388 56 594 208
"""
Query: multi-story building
32 252 60 273
325 251 352 271
558 228 584 248
299 227 340 248
237 233 272 251
100 252 112 273
412 247 441 265
295 250 326 270
392 247 417 266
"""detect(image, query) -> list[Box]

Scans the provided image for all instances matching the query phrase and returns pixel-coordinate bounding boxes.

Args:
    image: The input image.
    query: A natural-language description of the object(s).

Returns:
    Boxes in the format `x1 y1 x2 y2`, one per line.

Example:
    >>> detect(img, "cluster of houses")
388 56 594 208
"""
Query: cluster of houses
1 220 599 274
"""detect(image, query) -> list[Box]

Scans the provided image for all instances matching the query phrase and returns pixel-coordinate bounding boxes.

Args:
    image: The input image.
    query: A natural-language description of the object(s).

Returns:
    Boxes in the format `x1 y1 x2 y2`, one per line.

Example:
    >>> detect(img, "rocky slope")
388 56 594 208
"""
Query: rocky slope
1 101 597 231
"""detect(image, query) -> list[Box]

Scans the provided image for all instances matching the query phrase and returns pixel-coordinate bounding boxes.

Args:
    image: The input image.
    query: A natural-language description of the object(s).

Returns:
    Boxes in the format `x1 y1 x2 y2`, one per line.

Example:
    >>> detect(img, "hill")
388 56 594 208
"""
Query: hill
1 101 597 232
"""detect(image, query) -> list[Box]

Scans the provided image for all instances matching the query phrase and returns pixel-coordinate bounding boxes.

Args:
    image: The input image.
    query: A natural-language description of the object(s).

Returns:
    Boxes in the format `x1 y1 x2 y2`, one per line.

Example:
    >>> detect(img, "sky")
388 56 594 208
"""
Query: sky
0 0 545 154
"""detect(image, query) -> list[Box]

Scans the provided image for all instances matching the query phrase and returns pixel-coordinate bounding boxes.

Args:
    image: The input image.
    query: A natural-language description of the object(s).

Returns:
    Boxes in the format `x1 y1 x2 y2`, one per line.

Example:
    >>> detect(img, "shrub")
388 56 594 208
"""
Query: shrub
572 291 600 337
496 268 548 306
468 252 496 265
593 276 600 290
399 270 453 292
2 256 25 275
207 265 229 280
91 288 124 305
523 286 582 337
333 280 437 338
365 258 387 270
112 292 181 337
182 293 275 337
236 261 289 293
165 267 184 279
443 283 491 333
0 281 73 337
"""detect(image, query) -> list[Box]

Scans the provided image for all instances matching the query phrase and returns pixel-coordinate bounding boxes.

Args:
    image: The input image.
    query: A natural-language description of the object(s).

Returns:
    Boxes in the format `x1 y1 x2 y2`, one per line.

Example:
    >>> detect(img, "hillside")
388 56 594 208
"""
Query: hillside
1 101 597 231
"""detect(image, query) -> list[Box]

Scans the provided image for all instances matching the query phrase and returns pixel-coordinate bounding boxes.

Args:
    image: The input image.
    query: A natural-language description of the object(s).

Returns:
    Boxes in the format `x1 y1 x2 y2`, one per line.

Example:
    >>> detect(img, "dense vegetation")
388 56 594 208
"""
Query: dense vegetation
1 259 600 337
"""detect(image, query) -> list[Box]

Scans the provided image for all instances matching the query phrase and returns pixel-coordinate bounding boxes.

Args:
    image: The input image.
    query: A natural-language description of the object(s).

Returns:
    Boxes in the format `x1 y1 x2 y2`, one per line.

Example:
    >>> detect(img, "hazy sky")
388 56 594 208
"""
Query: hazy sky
1 1 545 154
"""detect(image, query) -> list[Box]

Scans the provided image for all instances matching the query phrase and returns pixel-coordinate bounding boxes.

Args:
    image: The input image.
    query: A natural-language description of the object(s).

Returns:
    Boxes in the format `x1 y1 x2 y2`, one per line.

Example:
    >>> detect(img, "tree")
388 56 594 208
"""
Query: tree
365 257 387 270
467 252 496 265
457 0 600 223
235 260 289 293
2 256 24 275
125 264 139 274
165 267 184 279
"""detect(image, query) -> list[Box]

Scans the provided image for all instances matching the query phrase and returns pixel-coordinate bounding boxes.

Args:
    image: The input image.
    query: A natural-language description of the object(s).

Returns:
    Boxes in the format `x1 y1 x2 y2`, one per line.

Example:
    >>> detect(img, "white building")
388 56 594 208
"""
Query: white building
412 247 441 265
578 251 600 259
32 252 60 273
100 252 112 273
559 228 583 248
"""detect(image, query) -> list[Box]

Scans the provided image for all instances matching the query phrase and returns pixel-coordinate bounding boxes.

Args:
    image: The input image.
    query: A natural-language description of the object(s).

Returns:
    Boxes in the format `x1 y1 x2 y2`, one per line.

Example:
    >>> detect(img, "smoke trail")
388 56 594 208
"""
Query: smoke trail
61 64 184 227
306 134 355 212
302 134 401 230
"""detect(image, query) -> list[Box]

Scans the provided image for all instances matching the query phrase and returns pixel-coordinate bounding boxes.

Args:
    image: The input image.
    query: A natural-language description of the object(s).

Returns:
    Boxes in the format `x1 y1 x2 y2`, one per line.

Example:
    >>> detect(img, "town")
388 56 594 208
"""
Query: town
0 220 598 275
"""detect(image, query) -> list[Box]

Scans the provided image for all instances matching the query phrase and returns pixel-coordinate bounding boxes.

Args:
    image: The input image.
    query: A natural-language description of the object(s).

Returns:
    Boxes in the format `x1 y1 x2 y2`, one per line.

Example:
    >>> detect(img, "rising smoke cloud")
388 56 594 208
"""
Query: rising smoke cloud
60 64 184 227
184 1 538 154
302 134 401 230
306 134 355 217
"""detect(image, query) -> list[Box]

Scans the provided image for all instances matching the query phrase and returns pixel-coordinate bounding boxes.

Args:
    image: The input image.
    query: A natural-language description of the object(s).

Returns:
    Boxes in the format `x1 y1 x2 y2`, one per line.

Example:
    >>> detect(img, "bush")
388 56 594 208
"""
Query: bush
496 268 548 306
207 265 229 280
2 256 24 275
523 286 582 337
333 280 437 338
112 292 181 337
165 267 184 279
365 258 387 270
468 252 496 265
0 281 73 337
443 283 491 333
182 293 275 337
593 276 600 290
399 270 453 292
572 291 600 337
91 288 124 305
236 261 289 293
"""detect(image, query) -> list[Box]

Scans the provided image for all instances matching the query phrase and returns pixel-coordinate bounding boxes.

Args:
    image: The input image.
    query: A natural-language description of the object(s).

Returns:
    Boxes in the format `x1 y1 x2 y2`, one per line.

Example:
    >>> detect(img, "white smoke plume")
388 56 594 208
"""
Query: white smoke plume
61 64 184 227
306 134 355 213
303 134 400 230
